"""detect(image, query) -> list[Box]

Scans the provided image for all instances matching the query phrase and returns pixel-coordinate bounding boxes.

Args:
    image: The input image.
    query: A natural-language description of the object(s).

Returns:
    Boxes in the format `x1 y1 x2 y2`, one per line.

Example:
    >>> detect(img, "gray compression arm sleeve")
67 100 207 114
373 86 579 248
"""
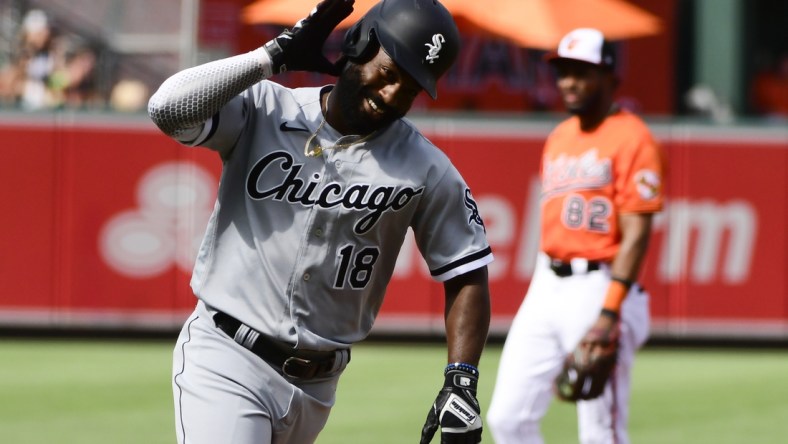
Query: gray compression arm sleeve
148 47 274 141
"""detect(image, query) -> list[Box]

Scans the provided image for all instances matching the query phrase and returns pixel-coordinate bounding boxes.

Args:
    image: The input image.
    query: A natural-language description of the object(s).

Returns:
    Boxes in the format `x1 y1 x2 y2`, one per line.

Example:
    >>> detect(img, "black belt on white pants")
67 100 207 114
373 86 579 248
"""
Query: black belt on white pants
549 257 603 277
213 311 350 380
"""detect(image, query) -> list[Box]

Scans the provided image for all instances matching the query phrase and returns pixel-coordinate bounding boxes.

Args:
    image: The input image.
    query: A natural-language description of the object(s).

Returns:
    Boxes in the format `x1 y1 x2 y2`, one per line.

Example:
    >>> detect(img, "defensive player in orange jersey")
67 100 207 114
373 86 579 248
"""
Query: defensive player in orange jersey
487 28 665 444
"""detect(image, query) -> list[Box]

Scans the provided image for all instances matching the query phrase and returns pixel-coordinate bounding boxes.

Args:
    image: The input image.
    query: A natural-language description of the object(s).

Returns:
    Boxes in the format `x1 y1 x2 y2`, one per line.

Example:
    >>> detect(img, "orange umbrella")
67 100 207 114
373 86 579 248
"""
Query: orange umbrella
241 0 372 28
241 0 662 50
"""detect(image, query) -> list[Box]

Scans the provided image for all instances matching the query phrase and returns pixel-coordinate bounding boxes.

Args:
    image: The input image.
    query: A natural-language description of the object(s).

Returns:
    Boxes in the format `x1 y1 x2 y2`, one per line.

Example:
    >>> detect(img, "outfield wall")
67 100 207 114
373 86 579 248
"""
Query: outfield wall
0 112 785 340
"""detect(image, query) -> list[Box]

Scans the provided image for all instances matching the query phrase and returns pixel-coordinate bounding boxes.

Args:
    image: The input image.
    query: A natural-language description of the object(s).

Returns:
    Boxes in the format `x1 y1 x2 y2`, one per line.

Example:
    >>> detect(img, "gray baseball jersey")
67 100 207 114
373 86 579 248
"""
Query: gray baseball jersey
150 49 492 351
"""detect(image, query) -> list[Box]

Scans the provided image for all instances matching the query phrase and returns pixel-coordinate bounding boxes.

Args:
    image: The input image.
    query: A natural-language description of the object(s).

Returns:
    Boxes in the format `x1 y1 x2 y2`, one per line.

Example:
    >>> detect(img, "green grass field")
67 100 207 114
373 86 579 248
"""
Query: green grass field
1 338 786 443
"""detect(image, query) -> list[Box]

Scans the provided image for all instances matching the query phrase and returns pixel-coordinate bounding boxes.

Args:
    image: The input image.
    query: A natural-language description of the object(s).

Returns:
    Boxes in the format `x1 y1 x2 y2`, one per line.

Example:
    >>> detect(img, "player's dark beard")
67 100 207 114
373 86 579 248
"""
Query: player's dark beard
334 62 405 135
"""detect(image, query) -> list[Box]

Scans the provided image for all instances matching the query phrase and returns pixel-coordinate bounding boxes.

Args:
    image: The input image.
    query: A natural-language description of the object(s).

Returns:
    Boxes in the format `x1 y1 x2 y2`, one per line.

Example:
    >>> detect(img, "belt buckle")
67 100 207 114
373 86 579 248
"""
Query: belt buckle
282 356 314 379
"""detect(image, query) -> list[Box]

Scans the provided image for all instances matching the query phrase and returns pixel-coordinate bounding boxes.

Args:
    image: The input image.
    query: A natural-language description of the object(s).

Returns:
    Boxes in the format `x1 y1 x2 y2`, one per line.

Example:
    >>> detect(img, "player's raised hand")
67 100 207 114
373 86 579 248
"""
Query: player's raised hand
420 364 483 444
264 0 354 75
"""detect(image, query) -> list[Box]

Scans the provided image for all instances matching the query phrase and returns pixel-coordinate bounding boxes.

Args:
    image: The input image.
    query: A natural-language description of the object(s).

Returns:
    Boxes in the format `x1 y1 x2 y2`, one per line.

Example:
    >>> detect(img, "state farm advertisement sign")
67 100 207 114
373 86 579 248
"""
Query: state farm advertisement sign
0 116 785 339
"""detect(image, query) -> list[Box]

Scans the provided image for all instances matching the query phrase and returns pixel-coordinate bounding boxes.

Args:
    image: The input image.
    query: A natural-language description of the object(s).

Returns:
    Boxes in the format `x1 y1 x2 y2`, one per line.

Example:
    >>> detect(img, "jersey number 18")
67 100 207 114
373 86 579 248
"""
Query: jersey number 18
334 245 380 289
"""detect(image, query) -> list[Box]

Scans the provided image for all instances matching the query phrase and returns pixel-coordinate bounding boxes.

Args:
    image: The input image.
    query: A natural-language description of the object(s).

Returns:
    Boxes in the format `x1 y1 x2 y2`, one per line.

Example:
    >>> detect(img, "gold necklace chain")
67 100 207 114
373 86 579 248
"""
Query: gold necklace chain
303 92 375 158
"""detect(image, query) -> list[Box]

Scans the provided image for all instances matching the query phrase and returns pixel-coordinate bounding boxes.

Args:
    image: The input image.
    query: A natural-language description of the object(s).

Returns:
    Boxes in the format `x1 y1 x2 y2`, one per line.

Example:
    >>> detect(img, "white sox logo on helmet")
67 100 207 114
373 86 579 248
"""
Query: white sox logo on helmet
246 151 424 234
425 34 445 64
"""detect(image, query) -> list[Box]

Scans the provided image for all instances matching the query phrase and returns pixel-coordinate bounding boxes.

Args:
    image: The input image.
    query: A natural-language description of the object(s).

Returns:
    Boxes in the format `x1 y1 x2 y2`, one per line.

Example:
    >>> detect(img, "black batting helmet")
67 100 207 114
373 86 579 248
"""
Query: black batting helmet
341 0 460 99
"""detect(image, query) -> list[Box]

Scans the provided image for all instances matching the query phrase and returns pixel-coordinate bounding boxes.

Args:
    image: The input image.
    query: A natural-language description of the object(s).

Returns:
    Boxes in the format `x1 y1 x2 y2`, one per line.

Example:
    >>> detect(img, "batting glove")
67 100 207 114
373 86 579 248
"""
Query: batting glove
263 0 354 75
420 364 483 444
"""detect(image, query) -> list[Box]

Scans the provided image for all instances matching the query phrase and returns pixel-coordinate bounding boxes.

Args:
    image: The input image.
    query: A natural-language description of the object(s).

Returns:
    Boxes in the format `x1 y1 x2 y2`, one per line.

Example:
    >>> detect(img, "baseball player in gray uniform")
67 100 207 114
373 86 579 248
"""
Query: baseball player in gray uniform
147 1 493 443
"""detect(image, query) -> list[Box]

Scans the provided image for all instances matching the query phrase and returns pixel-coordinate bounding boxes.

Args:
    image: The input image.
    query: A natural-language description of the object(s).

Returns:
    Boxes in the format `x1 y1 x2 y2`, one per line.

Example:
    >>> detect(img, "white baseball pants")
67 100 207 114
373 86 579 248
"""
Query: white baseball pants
172 300 344 444
487 253 650 444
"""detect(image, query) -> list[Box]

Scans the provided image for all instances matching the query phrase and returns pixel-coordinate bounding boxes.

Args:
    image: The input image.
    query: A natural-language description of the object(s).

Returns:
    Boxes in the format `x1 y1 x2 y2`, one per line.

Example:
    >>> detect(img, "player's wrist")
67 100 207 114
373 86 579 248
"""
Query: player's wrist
253 46 276 79
600 308 619 321
444 364 479 396
610 275 635 288
444 362 479 377
262 38 286 74
602 277 631 314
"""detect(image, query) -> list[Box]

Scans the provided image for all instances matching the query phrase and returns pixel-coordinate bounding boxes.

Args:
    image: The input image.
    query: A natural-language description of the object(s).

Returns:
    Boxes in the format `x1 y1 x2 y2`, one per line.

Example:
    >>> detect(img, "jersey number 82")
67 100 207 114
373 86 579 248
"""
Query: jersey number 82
562 194 613 233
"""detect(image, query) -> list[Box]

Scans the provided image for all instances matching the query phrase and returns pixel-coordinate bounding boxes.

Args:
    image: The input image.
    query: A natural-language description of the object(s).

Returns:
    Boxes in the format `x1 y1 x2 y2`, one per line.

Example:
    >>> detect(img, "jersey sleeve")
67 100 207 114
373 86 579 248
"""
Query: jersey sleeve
614 120 665 214
410 163 493 282
148 47 274 157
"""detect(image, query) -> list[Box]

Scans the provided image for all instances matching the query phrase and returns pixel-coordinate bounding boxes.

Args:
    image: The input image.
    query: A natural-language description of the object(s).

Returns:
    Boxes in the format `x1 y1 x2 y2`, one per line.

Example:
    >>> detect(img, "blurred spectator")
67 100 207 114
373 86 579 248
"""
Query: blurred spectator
685 84 733 123
0 9 57 109
15 9 56 110
0 9 99 110
110 79 149 112
48 38 99 109
0 59 19 105
751 53 788 118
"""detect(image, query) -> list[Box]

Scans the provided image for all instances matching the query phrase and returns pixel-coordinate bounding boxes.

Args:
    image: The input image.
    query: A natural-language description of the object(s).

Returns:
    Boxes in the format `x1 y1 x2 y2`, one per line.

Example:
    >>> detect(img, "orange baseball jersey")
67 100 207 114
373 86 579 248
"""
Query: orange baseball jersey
539 109 664 262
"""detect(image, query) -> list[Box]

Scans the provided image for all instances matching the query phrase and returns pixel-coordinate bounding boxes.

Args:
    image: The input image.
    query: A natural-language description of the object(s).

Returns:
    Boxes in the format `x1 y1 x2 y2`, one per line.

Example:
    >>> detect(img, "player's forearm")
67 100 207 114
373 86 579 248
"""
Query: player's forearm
148 47 274 138
600 214 652 318
443 267 491 365
609 212 654 282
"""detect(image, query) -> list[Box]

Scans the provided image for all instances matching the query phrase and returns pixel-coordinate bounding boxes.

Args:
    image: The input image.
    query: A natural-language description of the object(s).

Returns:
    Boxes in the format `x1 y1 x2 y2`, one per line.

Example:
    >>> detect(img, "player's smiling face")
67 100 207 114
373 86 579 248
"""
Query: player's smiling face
333 47 421 135
553 60 612 116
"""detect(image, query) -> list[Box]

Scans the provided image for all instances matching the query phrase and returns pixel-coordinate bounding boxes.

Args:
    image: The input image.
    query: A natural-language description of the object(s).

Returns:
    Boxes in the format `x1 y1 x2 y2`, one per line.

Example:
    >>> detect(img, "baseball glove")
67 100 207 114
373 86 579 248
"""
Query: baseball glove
554 327 619 402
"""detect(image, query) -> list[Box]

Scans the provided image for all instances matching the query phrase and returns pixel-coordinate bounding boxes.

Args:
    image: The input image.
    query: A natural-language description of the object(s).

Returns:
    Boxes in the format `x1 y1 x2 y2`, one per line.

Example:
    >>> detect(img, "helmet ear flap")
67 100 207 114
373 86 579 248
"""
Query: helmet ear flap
341 20 363 57
341 20 379 64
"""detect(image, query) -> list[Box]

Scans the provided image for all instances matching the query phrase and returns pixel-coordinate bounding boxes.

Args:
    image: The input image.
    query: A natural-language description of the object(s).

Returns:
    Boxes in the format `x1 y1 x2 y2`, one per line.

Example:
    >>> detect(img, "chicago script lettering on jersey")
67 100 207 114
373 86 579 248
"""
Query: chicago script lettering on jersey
246 151 424 234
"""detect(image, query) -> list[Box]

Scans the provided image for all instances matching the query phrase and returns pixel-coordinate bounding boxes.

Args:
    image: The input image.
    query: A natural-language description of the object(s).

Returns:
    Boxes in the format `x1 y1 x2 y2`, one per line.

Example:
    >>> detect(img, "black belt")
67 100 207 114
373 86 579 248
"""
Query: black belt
549 258 602 277
213 311 350 380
